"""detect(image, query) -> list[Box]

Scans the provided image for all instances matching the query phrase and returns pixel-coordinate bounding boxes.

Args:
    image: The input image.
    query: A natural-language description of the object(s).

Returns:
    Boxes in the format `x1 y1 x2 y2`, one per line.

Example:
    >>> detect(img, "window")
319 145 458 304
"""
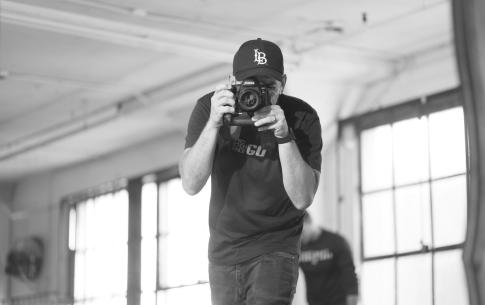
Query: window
355 91 468 305
141 176 211 305
69 189 129 305
67 169 211 305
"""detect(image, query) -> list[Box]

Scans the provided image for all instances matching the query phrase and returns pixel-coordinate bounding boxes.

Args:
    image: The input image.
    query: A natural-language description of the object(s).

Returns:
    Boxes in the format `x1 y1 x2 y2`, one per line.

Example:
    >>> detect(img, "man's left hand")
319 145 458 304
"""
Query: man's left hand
252 105 289 138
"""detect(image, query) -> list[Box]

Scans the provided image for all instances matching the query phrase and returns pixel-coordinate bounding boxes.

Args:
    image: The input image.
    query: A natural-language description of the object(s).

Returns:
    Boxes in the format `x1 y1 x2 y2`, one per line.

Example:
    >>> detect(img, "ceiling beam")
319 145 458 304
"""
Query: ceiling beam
1 0 235 61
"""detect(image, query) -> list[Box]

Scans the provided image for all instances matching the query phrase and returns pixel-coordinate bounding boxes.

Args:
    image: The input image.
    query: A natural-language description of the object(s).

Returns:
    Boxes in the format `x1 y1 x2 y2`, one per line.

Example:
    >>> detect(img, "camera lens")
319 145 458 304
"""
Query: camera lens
238 88 260 111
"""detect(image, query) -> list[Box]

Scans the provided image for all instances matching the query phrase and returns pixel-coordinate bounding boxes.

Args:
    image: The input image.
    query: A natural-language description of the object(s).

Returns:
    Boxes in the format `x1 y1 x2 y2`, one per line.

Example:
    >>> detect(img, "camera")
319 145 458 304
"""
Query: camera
223 78 271 126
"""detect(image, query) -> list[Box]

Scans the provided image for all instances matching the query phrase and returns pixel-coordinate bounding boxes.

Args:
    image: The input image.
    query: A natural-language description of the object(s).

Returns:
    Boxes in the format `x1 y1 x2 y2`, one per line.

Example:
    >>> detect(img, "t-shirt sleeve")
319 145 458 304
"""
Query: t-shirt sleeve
184 93 213 149
295 111 322 172
336 235 359 296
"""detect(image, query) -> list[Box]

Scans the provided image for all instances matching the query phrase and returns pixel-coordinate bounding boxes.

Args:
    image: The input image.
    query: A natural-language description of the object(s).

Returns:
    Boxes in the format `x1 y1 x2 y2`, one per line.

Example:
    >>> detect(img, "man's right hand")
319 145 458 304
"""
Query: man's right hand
209 84 235 128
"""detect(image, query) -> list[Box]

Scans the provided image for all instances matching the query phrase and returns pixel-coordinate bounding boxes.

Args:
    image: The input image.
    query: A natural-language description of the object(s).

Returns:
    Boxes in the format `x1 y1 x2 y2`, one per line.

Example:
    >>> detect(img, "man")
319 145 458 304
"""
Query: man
300 213 359 305
179 38 322 305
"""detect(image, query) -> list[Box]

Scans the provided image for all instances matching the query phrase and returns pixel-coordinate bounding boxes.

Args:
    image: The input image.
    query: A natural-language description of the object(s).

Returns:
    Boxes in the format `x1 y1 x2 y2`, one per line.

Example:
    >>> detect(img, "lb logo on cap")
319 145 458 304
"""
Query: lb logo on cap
253 49 267 65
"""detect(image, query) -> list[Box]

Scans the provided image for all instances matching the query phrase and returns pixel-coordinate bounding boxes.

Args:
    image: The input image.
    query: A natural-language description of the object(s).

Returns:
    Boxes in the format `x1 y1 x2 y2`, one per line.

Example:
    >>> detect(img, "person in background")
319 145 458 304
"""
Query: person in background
179 38 323 305
300 213 358 305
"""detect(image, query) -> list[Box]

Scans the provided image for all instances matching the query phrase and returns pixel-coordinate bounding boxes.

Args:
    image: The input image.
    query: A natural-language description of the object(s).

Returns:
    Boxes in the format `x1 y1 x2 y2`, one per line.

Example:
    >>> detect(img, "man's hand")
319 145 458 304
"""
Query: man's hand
252 105 289 138
209 84 235 128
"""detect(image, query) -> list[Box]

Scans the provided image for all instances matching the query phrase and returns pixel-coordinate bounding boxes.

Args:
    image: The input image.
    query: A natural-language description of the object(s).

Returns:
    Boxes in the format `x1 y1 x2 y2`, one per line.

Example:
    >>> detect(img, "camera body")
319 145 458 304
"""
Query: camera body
223 78 271 126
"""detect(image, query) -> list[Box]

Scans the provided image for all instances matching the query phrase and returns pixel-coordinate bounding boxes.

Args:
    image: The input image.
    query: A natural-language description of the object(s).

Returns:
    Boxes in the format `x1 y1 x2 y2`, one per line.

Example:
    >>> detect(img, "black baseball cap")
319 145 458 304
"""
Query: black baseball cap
233 38 284 81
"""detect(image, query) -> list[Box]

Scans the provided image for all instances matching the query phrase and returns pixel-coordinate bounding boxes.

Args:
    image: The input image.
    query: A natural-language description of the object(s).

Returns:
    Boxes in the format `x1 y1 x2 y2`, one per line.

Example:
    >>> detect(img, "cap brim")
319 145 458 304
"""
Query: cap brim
235 67 283 82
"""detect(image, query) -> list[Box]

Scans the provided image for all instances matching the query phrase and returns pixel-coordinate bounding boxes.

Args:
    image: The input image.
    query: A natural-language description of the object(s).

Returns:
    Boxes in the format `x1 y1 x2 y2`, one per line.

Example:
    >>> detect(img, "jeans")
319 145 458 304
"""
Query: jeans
209 251 299 305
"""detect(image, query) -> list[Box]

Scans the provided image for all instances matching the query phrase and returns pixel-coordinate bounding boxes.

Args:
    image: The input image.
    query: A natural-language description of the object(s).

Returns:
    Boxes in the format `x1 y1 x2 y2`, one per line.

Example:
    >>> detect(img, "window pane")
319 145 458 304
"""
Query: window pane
69 208 77 251
393 117 429 185
73 190 128 304
85 245 127 297
88 296 126 305
142 183 158 238
361 125 393 192
74 252 86 299
116 191 129 242
159 178 210 288
434 250 468 305
76 199 91 250
361 259 395 305
94 192 129 246
141 292 156 305
157 284 211 305
429 107 466 178
141 238 157 292
397 254 432 305
362 191 394 257
432 176 467 247
395 184 431 253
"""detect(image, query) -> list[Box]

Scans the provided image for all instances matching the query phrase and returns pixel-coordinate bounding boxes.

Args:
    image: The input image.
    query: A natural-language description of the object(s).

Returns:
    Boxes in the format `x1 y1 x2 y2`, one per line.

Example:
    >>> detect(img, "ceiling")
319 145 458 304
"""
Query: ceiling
0 0 453 181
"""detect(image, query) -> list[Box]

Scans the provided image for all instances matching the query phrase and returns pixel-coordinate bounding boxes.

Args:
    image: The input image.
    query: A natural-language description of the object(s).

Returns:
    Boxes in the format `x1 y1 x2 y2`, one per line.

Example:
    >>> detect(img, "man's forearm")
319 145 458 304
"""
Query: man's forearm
278 141 320 210
179 123 219 195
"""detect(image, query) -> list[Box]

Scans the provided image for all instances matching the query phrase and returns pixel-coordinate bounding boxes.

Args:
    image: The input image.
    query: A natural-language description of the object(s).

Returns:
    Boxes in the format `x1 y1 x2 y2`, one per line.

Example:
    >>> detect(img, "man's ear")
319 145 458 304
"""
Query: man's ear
281 74 287 92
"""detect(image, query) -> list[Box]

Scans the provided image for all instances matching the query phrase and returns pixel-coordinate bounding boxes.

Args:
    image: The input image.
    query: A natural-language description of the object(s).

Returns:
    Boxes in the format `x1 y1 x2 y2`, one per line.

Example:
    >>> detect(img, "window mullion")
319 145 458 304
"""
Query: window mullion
127 178 142 305
391 123 398 305
426 113 437 305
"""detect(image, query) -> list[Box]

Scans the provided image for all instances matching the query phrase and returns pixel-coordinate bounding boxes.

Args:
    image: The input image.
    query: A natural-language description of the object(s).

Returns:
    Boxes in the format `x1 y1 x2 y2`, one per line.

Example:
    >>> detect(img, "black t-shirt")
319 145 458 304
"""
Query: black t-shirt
300 229 358 305
185 93 322 265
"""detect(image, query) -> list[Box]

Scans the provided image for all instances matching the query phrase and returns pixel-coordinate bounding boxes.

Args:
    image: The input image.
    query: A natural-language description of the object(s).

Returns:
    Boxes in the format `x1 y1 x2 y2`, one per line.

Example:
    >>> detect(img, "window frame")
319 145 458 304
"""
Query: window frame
64 165 192 305
340 87 464 261
339 87 467 305
151 166 210 292
63 179 129 304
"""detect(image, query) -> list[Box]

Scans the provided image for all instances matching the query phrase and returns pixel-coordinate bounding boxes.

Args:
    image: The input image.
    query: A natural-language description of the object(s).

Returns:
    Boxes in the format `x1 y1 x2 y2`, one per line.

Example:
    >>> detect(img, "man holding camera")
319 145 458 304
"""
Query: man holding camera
179 38 322 305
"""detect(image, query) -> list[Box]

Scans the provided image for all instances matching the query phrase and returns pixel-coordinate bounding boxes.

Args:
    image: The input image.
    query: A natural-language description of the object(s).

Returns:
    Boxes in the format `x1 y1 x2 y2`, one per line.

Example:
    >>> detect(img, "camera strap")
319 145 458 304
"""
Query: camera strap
259 129 277 150
219 125 242 145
